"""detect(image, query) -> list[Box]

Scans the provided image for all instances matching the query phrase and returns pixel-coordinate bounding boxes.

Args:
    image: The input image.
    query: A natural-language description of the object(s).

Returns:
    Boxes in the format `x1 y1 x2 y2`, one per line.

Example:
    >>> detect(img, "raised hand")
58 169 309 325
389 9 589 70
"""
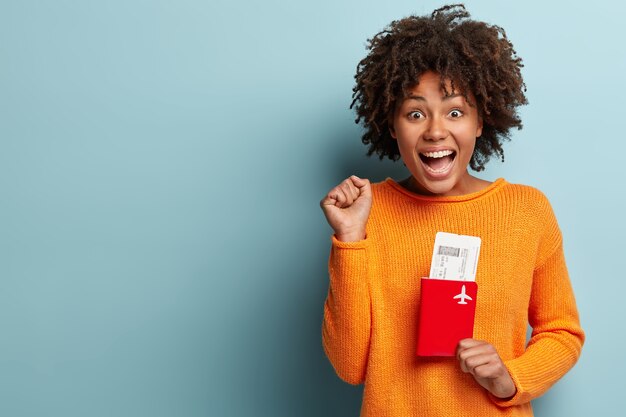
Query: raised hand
320 175 372 242
456 338 517 399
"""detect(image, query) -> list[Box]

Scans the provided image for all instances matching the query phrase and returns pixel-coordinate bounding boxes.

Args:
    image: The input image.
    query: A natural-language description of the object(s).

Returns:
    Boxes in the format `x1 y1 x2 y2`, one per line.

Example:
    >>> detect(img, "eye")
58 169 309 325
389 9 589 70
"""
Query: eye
408 111 424 120
448 109 463 118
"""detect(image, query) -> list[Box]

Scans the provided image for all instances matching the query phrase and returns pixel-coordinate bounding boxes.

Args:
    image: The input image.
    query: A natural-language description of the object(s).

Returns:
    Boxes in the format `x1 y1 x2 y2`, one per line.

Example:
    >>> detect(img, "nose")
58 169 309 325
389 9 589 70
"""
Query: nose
424 116 448 141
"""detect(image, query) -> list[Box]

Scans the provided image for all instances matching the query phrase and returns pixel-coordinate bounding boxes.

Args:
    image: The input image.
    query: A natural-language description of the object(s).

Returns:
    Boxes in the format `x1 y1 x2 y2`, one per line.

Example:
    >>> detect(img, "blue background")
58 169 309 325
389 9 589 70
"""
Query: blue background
1 0 623 416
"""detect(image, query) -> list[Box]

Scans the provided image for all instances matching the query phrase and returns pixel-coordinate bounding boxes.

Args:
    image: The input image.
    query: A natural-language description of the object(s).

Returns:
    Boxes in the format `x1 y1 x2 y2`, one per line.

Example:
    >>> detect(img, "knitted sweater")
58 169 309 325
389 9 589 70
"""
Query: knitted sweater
322 178 584 417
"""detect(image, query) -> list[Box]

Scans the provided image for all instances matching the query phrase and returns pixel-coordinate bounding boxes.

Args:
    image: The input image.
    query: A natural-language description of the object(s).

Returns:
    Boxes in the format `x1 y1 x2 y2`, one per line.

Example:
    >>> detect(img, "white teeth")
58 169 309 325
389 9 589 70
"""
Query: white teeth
421 150 454 158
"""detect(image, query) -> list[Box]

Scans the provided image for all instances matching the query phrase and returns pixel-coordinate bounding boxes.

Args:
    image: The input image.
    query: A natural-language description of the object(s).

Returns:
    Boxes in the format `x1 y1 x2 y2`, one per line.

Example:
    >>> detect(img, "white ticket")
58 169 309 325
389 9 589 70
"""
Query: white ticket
429 232 481 281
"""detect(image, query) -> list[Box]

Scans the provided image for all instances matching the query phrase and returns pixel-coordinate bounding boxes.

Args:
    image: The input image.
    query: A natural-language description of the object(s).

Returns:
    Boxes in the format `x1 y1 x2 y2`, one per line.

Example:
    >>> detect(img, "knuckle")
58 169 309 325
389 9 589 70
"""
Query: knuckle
465 357 478 369
474 367 491 378
459 338 472 348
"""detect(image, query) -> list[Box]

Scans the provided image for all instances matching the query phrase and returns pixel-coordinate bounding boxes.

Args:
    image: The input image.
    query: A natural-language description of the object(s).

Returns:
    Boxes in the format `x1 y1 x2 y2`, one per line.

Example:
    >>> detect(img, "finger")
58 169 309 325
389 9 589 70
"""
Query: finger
458 351 480 373
457 340 495 372
320 192 338 207
472 361 501 380
350 175 372 197
458 345 496 366
457 338 485 351
341 179 360 201
456 339 482 361
320 189 342 208
459 358 470 373
459 351 489 374
338 185 359 208
462 351 497 375
459 342 494 356
332 187 349 208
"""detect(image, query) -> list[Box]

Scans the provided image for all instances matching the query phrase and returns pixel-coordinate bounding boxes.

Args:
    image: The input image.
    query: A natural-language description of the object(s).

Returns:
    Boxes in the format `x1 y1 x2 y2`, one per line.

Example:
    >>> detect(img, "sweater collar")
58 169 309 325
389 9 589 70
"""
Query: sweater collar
384 177 507 203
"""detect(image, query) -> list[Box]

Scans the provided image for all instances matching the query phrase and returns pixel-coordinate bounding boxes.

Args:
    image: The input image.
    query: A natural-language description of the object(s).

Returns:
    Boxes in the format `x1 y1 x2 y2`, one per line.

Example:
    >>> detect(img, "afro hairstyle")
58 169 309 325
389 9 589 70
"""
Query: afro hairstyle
350 4 528 171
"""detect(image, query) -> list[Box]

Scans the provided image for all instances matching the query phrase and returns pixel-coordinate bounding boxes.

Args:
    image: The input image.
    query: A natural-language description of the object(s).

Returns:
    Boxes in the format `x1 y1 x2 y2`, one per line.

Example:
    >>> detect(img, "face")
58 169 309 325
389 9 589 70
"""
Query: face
389 71 483 196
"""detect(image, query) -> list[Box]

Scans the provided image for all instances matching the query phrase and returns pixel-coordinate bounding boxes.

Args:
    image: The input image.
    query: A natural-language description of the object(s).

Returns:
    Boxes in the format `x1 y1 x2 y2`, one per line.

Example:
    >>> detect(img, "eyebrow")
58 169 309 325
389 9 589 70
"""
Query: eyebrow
406 93 464 102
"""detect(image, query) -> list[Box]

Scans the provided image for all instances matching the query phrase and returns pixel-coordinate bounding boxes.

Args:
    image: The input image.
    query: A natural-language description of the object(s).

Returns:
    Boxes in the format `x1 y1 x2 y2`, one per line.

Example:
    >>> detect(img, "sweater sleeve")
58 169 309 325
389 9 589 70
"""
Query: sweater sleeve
491 201 585 407
321 235 372 385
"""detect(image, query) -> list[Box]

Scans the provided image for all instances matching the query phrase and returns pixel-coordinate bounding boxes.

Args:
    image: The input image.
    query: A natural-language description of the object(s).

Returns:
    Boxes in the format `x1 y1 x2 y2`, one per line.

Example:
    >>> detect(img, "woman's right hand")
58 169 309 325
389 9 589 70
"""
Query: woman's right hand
320 175 372 242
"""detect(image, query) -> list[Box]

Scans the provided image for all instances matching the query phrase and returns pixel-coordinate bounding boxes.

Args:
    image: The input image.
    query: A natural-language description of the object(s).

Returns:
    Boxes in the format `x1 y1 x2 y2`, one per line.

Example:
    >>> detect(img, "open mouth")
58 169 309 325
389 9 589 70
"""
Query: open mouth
419 150 456 174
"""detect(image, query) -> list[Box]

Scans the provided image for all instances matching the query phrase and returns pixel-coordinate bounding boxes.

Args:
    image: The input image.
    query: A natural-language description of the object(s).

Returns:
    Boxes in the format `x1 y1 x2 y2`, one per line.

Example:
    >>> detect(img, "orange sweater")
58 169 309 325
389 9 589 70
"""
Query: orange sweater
322 178 584 417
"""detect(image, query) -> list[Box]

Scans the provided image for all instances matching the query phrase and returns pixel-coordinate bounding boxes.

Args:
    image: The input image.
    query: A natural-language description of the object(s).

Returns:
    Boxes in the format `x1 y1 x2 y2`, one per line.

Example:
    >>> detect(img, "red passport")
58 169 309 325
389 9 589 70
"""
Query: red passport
416 278 478 356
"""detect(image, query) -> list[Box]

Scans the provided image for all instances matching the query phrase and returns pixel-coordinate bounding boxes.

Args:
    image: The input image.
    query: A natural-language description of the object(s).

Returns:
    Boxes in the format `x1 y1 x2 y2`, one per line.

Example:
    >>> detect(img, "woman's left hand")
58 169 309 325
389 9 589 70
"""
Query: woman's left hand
456 338 517 399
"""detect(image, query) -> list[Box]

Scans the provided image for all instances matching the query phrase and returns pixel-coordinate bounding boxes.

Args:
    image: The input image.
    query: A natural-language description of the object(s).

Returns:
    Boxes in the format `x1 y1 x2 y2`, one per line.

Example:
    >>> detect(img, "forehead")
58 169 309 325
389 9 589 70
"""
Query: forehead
400 71 475 104
410 71 461 95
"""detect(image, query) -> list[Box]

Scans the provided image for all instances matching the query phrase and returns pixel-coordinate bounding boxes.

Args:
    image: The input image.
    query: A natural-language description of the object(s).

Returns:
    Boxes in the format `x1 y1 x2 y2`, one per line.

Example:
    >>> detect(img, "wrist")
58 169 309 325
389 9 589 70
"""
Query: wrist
335 230 366 242
490 376 516 399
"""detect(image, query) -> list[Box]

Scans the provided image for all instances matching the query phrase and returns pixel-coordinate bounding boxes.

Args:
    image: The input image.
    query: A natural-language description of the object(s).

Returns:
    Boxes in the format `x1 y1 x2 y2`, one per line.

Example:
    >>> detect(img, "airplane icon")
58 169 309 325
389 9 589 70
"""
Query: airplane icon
453 285 472 305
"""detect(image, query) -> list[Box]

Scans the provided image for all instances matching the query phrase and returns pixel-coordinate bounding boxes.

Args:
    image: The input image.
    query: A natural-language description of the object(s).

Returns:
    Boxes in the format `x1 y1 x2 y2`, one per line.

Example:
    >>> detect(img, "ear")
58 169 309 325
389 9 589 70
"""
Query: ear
389 124 397 139
388 114 397 139
476 116 483 138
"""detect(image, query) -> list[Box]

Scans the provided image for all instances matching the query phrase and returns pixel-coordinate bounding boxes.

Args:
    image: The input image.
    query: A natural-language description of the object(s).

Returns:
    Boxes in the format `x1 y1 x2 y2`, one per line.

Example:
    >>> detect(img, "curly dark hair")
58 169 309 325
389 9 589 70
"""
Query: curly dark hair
350 4 527 171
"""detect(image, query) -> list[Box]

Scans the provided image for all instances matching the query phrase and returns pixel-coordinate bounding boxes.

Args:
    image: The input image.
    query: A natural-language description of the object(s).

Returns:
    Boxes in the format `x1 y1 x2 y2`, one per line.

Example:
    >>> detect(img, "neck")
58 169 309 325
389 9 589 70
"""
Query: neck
401 173 491 197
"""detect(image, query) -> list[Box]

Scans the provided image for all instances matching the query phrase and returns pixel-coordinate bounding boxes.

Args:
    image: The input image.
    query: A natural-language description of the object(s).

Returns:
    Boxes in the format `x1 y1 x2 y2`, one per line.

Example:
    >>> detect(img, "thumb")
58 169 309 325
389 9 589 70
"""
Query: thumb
350 175 372 198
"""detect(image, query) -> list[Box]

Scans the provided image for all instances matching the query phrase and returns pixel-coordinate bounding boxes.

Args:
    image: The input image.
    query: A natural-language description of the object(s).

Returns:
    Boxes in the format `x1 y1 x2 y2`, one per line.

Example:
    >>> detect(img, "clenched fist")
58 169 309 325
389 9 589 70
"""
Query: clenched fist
320 175 372 242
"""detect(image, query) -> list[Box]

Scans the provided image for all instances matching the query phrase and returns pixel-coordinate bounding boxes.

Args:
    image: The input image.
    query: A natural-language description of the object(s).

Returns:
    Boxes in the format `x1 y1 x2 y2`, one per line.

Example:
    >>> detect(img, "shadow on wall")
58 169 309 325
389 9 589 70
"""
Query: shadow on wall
275 130 406 416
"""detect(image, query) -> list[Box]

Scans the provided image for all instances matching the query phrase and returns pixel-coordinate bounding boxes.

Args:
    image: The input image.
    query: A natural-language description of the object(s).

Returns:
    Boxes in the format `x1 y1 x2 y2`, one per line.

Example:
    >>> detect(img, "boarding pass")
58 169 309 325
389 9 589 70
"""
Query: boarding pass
429 232 481 281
